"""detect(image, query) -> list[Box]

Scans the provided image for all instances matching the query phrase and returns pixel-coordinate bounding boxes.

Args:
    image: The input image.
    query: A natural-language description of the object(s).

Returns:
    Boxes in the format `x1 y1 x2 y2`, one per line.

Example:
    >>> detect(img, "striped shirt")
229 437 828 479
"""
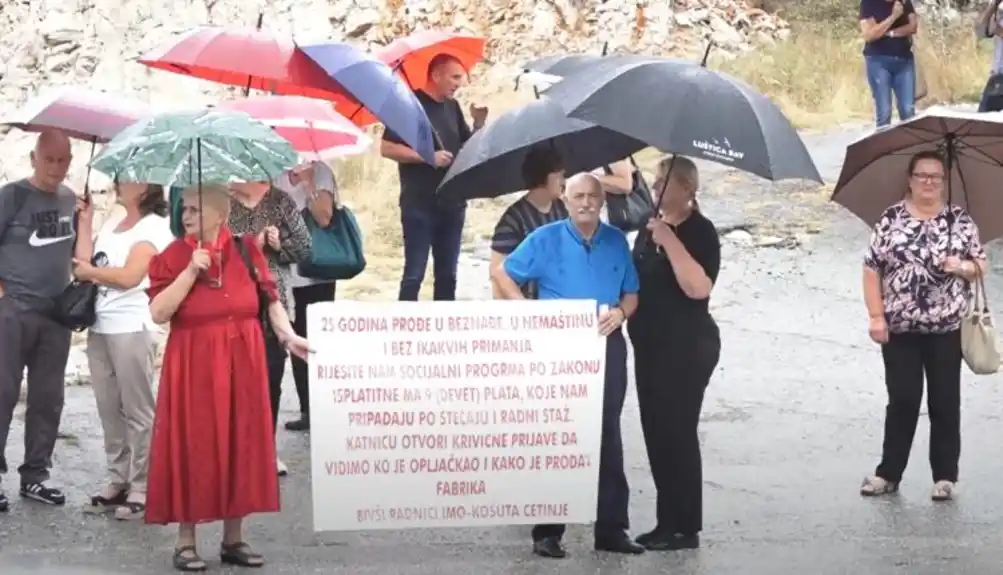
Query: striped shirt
491 195 569 299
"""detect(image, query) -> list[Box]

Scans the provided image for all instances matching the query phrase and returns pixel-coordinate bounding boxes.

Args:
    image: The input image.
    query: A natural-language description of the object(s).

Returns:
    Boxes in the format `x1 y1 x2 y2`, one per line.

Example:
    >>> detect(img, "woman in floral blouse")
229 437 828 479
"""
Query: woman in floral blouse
860 150 987 501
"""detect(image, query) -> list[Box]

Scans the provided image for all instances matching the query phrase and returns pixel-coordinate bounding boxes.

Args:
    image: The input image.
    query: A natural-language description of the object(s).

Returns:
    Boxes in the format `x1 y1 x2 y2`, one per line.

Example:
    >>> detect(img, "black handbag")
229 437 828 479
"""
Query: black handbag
54 250 103 332
603 167 655 232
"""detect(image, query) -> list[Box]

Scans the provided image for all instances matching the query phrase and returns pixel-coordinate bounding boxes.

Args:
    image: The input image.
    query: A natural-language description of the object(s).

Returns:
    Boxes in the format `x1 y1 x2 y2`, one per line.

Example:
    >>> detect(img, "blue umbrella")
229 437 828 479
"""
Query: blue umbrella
300 42 436 165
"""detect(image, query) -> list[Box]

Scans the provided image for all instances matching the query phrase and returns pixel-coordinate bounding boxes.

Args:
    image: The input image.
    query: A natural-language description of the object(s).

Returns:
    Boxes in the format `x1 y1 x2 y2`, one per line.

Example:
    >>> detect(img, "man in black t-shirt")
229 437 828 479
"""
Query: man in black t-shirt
858 0 919 127
489 146 568 301
381 54 488 301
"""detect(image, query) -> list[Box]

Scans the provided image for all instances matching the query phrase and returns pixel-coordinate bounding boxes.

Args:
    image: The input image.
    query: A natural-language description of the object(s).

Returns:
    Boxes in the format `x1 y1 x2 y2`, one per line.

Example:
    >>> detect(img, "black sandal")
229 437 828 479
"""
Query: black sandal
220 541 265 567
84 489 128 514
114 500 146 520
172 546 208 572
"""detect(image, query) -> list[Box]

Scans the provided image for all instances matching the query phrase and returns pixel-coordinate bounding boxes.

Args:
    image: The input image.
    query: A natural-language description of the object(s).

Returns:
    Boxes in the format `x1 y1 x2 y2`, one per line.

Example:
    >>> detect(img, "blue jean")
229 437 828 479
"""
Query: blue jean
865 55 916 128
399 204 466 301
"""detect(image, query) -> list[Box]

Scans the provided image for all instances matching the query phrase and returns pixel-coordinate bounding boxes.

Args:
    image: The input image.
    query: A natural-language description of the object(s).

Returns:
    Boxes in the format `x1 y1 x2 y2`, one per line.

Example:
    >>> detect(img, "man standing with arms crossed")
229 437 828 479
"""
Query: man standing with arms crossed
0 131 79 511
381 54 488 301
492 173 645 558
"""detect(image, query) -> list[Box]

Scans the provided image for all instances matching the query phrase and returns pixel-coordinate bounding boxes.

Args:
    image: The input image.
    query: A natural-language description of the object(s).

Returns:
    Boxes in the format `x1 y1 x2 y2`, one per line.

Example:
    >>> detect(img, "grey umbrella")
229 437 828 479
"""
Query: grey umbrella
436 98 648 202
832 107 1003 241
543 57 822 184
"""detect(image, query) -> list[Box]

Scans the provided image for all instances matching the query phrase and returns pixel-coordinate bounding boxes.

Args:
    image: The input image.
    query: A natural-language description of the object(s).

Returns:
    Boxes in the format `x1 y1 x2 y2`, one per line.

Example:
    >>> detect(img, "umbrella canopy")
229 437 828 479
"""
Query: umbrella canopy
375 31 486 92
90 109 299 187
138 26 350 101
436 99 647 201
544 57 822 183
2 87 157 143
832 107 1003 240
524 54 606 77
215 96 372 159
300 42 437 164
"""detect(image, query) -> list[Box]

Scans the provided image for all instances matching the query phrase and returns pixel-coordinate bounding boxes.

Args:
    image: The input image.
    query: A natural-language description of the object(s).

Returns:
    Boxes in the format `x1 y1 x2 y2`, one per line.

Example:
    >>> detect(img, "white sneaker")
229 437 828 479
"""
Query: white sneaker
277 458 289 477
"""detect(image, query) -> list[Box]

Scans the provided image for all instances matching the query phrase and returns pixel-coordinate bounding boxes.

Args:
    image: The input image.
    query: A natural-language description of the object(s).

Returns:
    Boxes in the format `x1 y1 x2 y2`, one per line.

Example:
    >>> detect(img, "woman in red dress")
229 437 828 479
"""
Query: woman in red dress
145 184 310 571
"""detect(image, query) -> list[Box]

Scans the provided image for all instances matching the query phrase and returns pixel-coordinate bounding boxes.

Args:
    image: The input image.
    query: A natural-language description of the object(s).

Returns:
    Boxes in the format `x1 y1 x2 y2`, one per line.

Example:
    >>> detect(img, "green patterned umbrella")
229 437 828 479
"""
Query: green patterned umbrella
90 109 299 186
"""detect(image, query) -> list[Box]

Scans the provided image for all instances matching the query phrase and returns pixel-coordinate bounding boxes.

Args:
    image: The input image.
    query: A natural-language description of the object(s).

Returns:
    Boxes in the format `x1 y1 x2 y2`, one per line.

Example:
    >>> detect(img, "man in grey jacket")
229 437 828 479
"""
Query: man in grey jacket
0 131 77 510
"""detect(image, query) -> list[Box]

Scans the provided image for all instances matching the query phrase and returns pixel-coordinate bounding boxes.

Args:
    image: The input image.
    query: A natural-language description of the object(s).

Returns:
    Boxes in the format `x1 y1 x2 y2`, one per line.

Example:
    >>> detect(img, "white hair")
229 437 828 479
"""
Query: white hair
565 172 603 196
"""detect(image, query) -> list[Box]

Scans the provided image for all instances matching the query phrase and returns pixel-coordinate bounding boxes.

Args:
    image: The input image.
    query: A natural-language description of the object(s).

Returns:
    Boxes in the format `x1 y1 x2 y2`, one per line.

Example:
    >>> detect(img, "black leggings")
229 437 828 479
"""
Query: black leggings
265 334 287 435
632 319 720 535
875 330 962 484
290 282 336 416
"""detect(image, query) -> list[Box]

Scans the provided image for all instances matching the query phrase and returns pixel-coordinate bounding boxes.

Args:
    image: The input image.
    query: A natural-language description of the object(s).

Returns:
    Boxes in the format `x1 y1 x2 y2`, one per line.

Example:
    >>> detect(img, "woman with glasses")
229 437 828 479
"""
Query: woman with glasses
860 150 987 501
144 185 310 571
72 182 174 521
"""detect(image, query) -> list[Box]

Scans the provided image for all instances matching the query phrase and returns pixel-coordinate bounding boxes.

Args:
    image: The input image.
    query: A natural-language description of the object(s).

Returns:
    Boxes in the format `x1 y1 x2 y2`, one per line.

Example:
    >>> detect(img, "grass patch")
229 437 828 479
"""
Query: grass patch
720 3 989 128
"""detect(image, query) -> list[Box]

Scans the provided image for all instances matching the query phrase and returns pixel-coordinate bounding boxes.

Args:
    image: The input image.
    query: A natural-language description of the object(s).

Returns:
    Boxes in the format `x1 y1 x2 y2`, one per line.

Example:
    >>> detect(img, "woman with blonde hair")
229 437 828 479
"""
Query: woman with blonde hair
73 181 174 520
629 155 721 551
144 184 310 571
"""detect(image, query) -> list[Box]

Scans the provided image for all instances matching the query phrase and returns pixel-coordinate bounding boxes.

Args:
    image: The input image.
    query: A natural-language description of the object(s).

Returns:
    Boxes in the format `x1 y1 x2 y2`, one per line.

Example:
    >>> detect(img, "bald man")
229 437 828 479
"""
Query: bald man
491 173 644 558
0 130 77 510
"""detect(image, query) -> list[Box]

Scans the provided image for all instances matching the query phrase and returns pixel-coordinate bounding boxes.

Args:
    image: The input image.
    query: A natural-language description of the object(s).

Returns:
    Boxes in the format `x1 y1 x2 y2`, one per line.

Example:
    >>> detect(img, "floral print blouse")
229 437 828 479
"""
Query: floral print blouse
228 187 312 318
864 202 986 334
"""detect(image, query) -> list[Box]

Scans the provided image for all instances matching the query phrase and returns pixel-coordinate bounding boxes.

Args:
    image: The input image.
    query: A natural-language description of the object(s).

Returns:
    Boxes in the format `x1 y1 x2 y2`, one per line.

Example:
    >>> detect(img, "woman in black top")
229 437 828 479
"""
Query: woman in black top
628 155 722 551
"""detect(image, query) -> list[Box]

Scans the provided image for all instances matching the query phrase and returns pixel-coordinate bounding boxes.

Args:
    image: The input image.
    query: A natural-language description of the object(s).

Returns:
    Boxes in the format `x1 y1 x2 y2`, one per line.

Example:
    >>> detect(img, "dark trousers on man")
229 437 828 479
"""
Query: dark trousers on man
399 203 466 301
289 282 336 418
532 329 630 542
0 299 71 483
632 318 720 535
876 330 962 484
265 332 288 436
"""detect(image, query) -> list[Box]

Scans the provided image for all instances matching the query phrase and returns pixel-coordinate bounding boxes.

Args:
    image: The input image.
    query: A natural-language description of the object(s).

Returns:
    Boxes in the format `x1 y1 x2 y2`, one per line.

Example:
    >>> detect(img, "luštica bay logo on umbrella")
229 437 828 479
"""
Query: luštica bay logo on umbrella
692 138 745 163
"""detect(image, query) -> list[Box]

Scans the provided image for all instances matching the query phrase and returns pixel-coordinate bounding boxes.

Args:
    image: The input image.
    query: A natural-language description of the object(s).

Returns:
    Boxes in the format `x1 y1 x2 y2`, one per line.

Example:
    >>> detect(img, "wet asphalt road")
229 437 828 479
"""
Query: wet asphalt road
5 118 1003 574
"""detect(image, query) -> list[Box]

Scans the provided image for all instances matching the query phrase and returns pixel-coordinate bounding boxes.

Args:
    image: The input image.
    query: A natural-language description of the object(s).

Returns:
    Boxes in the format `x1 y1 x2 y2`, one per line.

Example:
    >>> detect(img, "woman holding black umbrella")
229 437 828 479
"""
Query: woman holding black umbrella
628 155 721 551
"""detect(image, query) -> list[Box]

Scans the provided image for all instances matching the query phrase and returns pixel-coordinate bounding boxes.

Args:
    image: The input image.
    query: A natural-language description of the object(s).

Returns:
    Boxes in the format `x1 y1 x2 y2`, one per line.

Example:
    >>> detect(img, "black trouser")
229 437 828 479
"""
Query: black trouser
875 330 962 484
290 282 336 416
632 317 720 535
532 329 630 542
265 333 288 436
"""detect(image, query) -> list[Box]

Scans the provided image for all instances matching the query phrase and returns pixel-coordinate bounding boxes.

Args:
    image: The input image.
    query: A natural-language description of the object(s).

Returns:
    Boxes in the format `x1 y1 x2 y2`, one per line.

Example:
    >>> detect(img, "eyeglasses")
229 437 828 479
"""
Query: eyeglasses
912 172 945 184
199 251 224 289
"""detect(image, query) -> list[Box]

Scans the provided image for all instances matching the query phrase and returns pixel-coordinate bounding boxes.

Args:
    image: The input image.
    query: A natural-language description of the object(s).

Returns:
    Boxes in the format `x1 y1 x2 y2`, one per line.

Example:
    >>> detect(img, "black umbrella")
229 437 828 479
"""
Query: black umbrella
543 57 822 184
436 98 648 202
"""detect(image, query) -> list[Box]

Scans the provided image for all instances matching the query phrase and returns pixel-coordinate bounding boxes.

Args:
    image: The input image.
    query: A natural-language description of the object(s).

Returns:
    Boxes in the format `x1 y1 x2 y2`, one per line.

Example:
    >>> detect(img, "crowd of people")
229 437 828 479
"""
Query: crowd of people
0 20 994 572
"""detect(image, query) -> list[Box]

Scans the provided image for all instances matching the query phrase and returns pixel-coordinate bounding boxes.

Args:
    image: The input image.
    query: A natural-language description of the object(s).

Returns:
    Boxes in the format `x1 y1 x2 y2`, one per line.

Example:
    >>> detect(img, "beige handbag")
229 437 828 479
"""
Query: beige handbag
961 270 1000 375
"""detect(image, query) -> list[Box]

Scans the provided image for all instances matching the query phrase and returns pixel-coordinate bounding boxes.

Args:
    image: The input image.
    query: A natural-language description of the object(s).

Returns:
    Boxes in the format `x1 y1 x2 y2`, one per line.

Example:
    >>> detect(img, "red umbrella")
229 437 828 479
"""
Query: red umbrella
375 31 487 92
215 96 372 158
138 26 352 102
2 87 156 142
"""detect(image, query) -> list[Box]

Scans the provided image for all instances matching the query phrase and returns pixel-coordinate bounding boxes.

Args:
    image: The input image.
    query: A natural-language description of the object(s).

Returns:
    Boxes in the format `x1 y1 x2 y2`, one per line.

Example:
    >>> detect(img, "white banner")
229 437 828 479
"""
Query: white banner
307 299 606 531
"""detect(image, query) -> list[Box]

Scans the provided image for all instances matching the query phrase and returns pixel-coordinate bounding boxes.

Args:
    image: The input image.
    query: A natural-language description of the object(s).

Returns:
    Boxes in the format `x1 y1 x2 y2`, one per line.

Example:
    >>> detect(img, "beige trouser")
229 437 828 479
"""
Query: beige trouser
86 330 157 494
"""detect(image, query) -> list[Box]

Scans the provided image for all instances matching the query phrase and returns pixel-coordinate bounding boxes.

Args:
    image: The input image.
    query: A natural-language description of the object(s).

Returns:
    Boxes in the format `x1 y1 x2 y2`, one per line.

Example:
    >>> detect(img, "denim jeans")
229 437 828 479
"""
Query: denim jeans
399 204 466 301
865 55 916 128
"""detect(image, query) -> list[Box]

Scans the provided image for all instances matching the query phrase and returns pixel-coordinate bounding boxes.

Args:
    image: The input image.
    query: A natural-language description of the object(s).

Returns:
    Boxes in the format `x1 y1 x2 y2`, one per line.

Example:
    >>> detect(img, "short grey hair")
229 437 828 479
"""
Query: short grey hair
565 172 603 196
658 154 699 191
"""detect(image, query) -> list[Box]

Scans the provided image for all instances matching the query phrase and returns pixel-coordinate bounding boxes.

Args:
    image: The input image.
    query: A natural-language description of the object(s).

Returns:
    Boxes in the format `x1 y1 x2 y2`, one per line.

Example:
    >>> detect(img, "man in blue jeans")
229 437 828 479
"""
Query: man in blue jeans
859 0 919 127
381 54 488 301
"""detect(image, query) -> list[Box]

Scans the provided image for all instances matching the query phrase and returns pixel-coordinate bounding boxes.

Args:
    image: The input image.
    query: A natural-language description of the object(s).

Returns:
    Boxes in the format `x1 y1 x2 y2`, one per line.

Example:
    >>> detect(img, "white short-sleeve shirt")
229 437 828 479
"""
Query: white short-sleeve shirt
91 213 175 334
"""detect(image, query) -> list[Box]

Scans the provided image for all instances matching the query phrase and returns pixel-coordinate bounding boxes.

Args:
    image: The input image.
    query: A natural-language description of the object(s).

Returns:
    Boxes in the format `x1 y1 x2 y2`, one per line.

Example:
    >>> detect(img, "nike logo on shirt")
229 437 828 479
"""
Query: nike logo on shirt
28 231 73 247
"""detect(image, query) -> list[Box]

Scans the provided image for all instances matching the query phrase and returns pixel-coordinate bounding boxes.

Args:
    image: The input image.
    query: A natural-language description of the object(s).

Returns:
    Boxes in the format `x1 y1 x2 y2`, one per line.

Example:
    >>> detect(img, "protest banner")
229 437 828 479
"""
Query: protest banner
307 299 606 531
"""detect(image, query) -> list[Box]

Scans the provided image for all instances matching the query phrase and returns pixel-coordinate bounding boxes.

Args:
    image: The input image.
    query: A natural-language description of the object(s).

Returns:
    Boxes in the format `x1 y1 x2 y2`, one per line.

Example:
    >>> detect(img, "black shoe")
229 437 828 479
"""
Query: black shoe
643 532 700 551
594 533 646 554
284 415 310 431
635 527 667 547
532 536 567 558
0 491 8 512
20 481 66 506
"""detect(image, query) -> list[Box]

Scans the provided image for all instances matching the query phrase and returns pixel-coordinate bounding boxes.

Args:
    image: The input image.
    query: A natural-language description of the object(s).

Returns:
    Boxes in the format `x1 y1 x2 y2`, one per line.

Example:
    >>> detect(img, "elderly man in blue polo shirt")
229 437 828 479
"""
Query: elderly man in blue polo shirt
491 172 643 558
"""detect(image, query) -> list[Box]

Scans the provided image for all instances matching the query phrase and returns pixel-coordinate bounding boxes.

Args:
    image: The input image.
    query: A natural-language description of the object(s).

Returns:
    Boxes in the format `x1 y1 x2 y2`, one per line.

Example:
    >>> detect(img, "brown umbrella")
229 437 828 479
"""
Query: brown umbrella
832 107 1003 241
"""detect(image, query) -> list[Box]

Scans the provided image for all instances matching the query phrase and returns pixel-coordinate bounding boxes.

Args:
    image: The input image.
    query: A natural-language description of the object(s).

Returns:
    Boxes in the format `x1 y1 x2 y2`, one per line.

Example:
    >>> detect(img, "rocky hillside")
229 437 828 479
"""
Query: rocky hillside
0 0 789 187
